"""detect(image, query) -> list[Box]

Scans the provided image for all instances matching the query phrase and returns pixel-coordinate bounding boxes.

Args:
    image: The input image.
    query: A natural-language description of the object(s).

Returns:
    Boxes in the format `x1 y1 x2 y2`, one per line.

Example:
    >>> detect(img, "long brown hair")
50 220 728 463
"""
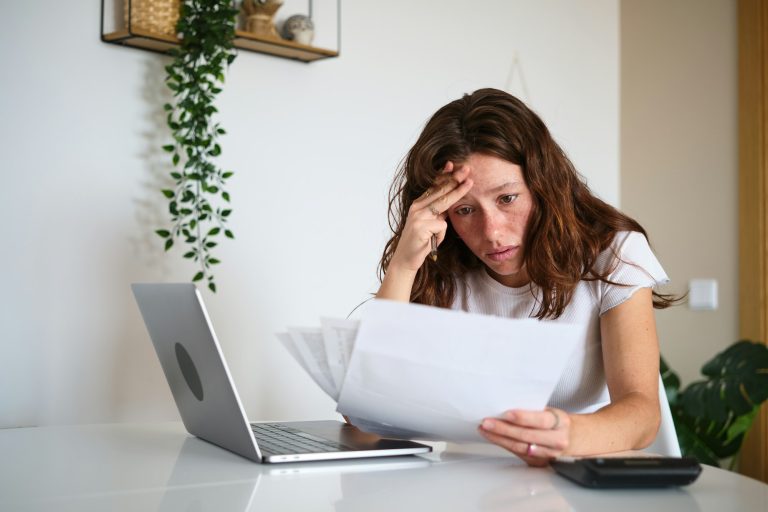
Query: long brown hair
379 88 677 319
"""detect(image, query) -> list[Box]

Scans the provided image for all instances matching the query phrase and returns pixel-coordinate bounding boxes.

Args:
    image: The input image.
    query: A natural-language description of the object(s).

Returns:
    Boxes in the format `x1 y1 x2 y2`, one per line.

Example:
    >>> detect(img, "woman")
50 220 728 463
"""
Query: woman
376 88 676 466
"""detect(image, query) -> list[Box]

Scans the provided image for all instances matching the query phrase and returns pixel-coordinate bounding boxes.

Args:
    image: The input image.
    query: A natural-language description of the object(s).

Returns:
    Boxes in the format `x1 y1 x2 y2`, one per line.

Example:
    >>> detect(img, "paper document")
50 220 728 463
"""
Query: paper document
335 300 583 442
320 317 358 391
276 319 359 401
278 300 583 442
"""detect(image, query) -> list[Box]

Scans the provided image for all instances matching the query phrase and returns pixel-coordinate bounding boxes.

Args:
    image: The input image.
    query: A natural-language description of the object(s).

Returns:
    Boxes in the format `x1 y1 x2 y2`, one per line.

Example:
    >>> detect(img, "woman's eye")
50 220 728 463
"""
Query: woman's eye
500 194 518 205
455 206 473 216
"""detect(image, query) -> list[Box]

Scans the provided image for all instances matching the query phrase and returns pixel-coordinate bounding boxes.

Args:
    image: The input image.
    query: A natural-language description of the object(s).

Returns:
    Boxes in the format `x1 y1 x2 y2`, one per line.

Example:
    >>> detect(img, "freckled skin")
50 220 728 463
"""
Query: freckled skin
447 153 533 288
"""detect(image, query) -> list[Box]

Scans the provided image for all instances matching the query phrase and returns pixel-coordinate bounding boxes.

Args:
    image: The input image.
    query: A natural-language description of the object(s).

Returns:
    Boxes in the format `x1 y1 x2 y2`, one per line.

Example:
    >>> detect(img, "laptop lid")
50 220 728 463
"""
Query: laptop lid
132 283 262 462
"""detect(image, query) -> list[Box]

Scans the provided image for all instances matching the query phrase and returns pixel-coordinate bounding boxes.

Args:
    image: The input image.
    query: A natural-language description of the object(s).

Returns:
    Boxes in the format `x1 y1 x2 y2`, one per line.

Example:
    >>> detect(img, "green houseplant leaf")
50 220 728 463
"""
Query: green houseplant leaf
157 0 239 292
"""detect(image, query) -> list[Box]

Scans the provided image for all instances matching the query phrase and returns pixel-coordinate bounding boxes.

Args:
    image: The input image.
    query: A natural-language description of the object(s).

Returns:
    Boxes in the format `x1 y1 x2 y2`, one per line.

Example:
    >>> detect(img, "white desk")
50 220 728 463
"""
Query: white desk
1 423 766 512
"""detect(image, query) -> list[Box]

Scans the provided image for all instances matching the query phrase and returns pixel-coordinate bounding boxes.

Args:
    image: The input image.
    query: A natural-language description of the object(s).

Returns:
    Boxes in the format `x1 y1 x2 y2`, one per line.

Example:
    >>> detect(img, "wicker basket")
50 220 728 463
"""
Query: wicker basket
124 0 181 36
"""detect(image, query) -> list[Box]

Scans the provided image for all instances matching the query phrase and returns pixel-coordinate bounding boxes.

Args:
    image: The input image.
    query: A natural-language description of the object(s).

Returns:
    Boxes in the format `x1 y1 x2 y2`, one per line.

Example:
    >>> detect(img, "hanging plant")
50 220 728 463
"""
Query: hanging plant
156 0 239 293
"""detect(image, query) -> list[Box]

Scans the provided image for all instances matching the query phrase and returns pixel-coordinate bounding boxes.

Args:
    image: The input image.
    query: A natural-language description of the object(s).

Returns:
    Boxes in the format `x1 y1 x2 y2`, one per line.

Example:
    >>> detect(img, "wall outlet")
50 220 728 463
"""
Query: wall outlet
689 279 718 310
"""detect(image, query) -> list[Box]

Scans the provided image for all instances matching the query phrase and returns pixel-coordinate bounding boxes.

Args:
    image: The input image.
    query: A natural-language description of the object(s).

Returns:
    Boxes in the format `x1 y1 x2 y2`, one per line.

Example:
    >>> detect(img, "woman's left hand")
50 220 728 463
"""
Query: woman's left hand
478 408 570 467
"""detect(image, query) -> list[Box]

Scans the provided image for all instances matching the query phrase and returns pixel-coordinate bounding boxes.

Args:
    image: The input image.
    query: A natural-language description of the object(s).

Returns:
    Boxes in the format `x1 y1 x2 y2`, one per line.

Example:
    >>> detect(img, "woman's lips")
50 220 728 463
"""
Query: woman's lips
486 246 518 262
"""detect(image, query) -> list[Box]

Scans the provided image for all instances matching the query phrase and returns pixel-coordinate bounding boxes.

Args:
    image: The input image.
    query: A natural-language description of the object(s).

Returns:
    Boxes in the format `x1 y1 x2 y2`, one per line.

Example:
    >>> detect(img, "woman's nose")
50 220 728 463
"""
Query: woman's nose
482 210 502 241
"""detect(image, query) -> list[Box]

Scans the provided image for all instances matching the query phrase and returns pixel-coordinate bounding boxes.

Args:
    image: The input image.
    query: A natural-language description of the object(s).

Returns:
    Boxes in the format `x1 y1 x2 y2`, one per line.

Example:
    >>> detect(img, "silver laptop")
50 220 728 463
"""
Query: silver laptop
132 283 432 463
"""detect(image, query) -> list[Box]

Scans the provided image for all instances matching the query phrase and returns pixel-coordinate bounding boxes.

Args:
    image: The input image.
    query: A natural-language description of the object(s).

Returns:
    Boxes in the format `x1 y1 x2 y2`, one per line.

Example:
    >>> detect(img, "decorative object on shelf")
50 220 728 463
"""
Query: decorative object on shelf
123 0 180 36
281 14 315 46
242 0 284 39
156 0 239 293
102 0 341 62
661 340 768 470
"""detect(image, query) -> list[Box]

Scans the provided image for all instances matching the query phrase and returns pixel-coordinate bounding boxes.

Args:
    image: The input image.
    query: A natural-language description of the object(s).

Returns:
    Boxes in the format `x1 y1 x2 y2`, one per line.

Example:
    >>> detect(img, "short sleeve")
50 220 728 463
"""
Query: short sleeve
596 231 669 315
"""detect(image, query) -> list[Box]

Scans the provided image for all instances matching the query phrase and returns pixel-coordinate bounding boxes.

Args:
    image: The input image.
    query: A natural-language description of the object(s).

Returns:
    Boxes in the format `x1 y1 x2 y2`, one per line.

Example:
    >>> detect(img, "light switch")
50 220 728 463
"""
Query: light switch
689 279 718 310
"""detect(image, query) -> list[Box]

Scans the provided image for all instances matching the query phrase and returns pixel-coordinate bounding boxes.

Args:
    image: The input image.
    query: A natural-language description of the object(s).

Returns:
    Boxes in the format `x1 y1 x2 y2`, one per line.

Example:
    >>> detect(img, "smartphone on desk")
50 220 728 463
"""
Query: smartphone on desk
551 457 702 488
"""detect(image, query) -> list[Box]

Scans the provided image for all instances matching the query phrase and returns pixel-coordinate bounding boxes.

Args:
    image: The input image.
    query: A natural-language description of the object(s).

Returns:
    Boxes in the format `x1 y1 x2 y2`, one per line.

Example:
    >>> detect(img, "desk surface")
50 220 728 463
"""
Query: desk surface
1 422 765 512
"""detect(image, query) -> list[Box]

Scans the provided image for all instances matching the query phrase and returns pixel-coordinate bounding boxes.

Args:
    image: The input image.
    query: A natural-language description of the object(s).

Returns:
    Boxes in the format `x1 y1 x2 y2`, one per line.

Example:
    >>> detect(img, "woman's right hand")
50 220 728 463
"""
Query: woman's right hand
388 161 474 273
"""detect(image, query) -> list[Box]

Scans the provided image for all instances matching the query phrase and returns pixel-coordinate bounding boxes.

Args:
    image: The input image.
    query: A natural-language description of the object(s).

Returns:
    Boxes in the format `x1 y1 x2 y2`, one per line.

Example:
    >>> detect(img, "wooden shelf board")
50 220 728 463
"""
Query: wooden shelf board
102 28 338 62
102 29 177 53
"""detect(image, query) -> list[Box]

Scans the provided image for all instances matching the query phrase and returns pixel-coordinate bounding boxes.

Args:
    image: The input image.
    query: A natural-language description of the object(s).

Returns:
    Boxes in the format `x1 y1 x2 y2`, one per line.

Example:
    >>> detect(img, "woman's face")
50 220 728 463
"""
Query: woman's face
447 153 534 287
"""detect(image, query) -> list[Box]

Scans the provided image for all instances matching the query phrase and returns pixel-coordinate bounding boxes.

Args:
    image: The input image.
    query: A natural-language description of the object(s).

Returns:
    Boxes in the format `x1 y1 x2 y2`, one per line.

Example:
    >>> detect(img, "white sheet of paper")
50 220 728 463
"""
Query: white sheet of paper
283 328 339 400
320 317 359 390
336 300 584 442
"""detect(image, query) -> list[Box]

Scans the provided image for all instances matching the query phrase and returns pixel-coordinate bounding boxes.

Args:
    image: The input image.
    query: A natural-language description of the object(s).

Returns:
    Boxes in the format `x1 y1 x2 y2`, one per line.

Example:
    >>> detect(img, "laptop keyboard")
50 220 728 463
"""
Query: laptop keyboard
251 423 348 455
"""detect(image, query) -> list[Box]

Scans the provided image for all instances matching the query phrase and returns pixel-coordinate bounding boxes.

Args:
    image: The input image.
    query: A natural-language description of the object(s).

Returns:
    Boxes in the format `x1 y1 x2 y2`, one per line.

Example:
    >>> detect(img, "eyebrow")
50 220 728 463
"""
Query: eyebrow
458 182 520 204
474 181 520 195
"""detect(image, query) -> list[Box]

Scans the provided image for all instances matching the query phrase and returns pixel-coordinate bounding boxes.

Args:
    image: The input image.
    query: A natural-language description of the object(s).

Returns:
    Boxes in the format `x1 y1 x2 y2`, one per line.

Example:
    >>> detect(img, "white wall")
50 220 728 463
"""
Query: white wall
0 0 619 427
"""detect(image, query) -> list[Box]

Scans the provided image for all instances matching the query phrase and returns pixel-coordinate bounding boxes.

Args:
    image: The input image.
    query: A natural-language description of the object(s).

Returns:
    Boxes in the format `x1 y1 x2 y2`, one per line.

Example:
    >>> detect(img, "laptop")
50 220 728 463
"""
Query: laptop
131 283 432 463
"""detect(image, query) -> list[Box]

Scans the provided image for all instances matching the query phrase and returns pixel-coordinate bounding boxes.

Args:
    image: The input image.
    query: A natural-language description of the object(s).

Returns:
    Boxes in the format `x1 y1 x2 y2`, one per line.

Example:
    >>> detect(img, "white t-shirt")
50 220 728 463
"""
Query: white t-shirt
450 230 669 413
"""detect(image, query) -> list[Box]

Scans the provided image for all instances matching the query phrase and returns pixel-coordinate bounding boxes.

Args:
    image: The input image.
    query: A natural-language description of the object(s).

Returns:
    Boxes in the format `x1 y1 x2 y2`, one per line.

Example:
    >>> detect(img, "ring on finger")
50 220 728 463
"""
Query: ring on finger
547 409 560 430
526 443 537 456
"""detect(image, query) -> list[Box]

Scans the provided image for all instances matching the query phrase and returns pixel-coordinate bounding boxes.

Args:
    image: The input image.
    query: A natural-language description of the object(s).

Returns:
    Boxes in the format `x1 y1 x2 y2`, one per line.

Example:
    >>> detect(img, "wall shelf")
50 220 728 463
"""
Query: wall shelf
102 28 339 62
101 1 340 63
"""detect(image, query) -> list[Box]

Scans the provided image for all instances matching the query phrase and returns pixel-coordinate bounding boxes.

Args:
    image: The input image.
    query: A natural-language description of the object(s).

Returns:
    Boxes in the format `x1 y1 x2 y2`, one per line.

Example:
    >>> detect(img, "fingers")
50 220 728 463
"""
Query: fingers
391 161 471 271
478 428 560 461
480 417 566 449
478 410 570 461
413 162 472 211
502 409 568 431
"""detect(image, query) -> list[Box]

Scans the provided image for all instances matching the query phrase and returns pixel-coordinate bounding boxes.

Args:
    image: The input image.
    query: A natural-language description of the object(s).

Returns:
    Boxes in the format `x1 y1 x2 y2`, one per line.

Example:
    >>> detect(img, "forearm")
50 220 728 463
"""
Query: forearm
376 265 417 302
566 391 660 456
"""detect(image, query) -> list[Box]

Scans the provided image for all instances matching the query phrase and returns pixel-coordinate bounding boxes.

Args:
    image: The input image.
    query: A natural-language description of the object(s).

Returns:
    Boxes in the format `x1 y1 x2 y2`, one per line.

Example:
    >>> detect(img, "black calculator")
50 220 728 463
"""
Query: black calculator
551 457 702 488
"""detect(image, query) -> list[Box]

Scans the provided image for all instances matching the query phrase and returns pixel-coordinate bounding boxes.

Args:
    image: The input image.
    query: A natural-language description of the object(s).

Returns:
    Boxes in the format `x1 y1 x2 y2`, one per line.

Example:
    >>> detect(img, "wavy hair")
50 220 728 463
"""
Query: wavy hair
379 88 677 319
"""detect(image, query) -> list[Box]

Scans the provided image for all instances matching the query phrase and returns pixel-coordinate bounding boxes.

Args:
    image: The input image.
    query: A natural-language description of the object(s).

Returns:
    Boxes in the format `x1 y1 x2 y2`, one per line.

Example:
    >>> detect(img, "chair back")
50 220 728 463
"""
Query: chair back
646 375 681 457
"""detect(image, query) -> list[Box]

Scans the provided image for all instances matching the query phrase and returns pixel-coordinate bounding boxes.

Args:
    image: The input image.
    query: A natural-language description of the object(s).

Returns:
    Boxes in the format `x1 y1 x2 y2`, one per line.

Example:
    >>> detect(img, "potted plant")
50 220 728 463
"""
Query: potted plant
156 0 239 293
661 340 768 469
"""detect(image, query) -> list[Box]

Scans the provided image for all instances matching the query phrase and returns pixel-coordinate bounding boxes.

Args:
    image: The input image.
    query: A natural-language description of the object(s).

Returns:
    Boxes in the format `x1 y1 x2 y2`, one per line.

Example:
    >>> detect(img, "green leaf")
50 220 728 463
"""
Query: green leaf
155 229 171 238
164 239 173 251
172 153 180 166
162 144 175 152
208 227 220 236
193 271 204 282
222 171 234 179
183 251 196 259
162 189 175 199
208 258 220 265
224 229 234 239
724 406 759 445
674 418 722 467
208 282 217 293
205 242 217 248
222 191 230 202
221 209 232 217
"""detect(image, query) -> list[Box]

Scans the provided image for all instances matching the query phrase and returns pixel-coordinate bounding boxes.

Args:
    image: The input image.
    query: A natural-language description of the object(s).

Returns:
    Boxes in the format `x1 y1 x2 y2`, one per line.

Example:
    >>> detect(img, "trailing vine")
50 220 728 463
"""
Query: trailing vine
156 0 239 293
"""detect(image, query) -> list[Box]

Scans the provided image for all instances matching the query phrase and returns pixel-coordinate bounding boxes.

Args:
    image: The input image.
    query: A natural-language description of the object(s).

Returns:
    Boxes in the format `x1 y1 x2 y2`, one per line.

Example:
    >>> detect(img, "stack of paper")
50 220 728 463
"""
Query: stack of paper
276 318 359 401
277 300 584 442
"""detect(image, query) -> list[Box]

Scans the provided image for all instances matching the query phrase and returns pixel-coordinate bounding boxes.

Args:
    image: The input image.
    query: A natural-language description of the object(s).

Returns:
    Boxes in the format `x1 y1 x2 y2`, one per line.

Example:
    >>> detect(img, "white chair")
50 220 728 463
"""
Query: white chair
645 375 682 456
